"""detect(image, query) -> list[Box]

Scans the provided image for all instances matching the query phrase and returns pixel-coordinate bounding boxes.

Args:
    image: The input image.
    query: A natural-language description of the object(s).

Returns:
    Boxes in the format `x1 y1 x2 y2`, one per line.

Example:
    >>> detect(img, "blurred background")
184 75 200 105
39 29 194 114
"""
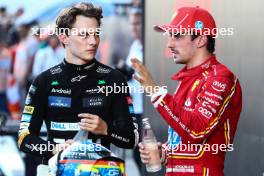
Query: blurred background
0 0 263 176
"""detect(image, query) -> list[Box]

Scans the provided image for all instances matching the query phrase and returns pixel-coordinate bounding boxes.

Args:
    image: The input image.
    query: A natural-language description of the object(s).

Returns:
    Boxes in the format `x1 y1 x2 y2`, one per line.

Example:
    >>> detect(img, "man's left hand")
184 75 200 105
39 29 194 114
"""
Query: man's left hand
78 113 108 135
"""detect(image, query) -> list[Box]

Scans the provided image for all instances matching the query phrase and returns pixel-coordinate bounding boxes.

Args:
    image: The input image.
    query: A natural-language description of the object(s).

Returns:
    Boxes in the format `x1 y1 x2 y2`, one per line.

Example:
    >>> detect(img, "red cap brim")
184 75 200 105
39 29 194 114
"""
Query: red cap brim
153 24 180 34
154 25 167 32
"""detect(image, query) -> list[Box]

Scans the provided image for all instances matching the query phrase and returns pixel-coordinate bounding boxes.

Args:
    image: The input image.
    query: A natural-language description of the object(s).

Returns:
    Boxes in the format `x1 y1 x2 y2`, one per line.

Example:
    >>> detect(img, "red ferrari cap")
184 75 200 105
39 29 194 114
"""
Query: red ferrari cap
154 6 217 37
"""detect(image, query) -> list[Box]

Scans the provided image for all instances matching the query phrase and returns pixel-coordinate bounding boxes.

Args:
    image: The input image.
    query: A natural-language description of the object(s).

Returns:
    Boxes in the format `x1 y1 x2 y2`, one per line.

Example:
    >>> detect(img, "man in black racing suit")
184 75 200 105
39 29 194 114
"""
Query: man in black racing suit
17 2 139 166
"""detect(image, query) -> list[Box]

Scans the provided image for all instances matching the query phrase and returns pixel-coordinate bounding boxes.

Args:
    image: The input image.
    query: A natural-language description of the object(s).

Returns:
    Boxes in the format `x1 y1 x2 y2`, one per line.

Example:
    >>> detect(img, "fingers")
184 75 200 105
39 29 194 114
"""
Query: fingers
138 142 144 149
80 118 97 125
79 122 96 131
138 142 150 164
79 117 95 132
131 58 142 65
78 113 97 119
64 140 74 149
78 113 107 135
131 58 144 72
78 113 99 128
140 149 150 164
131 58 152 82
65 139 74 145
133 74 143 83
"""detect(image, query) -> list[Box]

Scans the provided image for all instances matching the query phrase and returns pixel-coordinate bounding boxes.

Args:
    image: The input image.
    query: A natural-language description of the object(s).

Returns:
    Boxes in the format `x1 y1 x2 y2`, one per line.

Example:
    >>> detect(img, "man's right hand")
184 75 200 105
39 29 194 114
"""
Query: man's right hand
138 142 162 164
52 139 74 155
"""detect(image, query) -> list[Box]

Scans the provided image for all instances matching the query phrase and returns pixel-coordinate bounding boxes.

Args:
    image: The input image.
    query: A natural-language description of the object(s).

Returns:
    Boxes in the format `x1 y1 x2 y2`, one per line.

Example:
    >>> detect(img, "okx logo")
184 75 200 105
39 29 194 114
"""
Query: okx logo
51 81 59 86
98 80 106 85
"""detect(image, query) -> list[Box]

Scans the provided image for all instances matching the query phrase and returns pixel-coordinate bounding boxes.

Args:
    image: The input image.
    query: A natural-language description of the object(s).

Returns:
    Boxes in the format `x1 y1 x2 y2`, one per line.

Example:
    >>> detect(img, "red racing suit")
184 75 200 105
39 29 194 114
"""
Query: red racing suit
151 55 242 176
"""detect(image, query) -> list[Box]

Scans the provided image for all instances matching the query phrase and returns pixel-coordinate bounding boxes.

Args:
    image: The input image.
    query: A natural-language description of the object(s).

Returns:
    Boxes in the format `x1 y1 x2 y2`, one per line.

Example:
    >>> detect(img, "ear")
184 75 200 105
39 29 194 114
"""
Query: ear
196 35 208 49
58 34 69 46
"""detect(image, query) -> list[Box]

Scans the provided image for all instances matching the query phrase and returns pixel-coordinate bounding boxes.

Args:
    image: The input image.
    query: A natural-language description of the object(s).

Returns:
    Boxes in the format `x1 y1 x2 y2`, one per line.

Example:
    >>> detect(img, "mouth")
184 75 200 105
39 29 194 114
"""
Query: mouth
171 50 179 58
86 49 96 53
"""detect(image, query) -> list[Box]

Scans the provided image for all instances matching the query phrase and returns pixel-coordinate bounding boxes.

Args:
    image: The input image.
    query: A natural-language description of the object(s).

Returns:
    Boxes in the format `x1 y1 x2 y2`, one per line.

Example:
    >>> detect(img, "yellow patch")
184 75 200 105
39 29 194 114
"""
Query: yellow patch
18 130 30 147
23 106 35 114
191 80 200 91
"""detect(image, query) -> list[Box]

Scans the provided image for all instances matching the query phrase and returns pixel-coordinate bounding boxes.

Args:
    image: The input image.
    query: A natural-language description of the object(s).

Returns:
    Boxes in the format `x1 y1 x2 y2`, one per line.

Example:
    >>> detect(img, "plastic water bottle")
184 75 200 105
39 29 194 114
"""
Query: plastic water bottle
73 129 89 141
142 118 162 172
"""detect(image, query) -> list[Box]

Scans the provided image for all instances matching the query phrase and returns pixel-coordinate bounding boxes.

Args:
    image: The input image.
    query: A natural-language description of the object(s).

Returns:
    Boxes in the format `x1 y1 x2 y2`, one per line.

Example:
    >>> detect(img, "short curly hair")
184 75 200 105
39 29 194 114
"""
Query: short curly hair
56 2 103 35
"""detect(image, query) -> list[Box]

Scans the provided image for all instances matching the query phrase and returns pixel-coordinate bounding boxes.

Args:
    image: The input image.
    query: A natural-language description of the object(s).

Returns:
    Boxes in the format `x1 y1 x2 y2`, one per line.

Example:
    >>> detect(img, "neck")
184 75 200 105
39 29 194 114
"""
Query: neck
186 51 212 69
65 50 92 65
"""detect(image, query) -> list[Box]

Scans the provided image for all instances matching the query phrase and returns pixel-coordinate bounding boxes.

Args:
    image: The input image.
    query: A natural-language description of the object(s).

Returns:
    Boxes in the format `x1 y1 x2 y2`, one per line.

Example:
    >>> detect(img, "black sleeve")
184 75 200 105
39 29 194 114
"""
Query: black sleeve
18 74 55 158
106 70 139 149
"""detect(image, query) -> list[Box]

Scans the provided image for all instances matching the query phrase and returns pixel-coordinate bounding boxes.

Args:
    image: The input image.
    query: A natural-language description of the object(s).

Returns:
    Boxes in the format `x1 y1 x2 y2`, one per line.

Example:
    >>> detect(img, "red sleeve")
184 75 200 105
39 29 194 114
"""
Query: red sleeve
153 76 237 143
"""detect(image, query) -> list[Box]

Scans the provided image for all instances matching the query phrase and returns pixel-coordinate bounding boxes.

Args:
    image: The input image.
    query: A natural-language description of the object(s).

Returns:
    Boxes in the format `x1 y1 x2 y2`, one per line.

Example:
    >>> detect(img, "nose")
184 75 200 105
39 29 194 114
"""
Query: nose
167 36 176 49
87 35 97 46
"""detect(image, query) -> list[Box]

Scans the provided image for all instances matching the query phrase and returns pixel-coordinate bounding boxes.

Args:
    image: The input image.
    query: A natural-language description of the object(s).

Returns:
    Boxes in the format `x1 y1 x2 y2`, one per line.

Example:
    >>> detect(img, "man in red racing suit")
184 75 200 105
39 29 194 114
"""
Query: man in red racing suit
134 6 242 176
151 55 242 175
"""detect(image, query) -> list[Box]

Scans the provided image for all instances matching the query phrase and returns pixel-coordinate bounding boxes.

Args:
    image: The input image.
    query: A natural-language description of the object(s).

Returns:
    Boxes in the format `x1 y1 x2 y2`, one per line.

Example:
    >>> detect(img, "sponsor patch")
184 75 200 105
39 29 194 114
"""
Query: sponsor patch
51 81 59 86
184 107 194 112
18 130 30 146
167 165 194 173
198 106 212 119
85 88 100 94
83 97 104 107
48 96 71 108
51 88 71 95
203 96 220 106
195 20 204 29
21 114 32 122
184 97 191 107
25 95 32 104
110 133 129 142
18 129 29 136
23 106 35 114
201 61 211 69
211 81 226 92
167 126 181 150
98 80 106 85
191 80 200 91
96 66 111 74
71 75 87 82
50 122 80 131
204 91 223 100
19 122 30 129
29 85 36 94
50 66 62 74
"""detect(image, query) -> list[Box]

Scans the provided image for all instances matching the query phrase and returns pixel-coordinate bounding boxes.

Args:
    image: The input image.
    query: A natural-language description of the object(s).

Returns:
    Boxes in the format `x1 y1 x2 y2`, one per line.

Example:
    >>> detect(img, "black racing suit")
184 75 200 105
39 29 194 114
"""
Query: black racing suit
18 59 139 163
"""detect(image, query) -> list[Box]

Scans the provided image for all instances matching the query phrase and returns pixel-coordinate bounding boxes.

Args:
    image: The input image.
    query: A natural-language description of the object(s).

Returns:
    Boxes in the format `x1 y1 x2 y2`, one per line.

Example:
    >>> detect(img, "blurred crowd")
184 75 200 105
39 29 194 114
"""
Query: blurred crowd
0 6 65 120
